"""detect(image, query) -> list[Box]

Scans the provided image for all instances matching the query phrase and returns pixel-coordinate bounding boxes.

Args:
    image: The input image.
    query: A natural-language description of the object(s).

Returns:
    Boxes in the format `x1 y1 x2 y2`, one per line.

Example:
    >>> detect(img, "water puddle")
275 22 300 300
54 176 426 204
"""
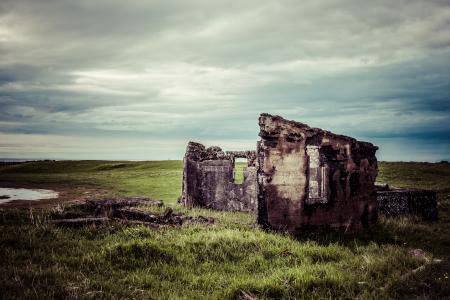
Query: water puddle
0 188 59 204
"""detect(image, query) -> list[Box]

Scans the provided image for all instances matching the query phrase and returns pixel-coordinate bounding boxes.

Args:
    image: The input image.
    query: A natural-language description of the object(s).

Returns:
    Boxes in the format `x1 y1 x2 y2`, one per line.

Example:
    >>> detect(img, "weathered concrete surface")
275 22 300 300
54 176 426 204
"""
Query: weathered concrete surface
181 142 258 211
377 186 438 221
257 113 378 233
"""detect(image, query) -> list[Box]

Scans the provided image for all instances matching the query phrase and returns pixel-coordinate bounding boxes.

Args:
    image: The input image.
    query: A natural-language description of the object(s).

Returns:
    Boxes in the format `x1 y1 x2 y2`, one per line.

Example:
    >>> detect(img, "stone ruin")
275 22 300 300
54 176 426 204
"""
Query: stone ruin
181 113 438 233
257 114 378 233
181 143 258 211
376 184 438 221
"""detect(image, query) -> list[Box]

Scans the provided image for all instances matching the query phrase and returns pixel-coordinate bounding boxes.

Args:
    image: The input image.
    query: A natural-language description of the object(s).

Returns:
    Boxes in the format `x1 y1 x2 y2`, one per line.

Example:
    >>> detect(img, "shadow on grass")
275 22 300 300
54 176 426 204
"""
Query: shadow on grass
294 216 450 256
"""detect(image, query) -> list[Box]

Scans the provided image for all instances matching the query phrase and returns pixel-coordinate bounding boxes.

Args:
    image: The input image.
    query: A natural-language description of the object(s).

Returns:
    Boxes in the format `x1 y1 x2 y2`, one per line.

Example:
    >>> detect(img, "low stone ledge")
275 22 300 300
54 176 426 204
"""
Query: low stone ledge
377 188 438 221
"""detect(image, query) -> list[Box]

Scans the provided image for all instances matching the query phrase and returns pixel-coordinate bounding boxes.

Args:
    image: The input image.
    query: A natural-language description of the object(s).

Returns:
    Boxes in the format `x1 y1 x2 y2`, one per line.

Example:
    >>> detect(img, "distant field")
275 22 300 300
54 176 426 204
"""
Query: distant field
0 160 183 204
0 161 449 299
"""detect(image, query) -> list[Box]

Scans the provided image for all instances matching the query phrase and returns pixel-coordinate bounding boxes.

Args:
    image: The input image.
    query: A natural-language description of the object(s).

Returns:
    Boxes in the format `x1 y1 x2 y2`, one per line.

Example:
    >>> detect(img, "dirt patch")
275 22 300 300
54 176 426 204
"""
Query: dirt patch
0 182 106 208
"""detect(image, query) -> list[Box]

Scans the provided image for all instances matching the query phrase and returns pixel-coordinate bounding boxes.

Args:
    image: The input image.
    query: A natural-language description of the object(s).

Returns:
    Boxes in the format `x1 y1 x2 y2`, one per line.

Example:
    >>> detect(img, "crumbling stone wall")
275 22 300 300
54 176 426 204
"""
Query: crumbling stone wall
376 185 438 221
181 142 258 211
257 114 379 233
181 113 439 232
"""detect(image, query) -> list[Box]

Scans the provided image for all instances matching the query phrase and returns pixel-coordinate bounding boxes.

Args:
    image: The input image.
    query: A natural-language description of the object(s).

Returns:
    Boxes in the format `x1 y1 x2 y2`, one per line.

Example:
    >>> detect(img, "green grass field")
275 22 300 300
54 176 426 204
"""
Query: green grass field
0 161 449 299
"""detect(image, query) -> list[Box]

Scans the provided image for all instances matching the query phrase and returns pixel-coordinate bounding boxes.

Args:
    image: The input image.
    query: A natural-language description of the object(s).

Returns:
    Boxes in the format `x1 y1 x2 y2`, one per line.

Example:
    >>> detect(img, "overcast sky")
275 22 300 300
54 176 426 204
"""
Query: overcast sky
0 0 449 161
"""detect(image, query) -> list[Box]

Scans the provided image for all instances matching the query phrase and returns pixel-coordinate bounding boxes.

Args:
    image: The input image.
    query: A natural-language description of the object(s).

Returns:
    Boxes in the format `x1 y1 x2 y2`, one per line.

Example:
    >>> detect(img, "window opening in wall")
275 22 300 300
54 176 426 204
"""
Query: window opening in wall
305 145 329 204
234 158 247 184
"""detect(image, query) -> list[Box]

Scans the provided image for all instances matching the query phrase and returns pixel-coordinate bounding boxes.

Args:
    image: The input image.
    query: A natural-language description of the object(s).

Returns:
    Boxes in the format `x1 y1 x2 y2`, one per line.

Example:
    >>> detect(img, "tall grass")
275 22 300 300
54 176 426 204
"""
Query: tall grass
0 161 449 299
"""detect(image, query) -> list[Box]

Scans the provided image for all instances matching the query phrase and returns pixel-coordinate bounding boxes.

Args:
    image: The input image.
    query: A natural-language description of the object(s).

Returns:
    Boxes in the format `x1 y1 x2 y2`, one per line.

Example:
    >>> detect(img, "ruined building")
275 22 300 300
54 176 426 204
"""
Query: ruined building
181 143 258 211
181 113 436 233
257 114 378 232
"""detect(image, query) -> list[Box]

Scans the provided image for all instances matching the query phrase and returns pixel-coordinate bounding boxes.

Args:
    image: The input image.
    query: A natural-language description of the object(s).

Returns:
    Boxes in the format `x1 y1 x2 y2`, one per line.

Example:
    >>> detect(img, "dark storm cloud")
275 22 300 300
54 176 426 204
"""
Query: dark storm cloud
0 0 449 160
